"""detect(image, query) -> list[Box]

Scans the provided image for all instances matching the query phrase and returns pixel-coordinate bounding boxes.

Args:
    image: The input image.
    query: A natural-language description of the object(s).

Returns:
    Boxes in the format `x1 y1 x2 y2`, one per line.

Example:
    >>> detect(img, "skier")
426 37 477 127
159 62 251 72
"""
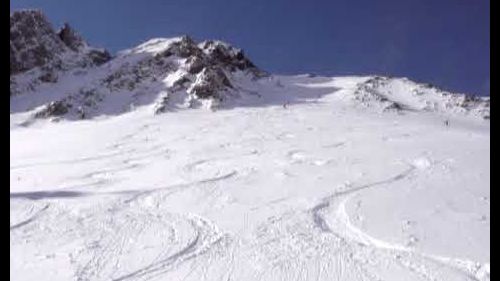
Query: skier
444 120 449 127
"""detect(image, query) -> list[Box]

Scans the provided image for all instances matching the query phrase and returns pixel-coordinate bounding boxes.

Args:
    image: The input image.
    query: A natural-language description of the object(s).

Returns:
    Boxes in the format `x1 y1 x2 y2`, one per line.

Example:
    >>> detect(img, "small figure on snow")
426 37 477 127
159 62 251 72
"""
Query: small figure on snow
283 101 289 109
444 120 449 127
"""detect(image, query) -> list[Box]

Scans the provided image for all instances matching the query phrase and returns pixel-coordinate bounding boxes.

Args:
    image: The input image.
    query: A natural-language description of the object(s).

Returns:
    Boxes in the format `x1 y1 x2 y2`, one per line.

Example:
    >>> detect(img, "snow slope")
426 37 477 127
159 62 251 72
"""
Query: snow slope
11 74 490 281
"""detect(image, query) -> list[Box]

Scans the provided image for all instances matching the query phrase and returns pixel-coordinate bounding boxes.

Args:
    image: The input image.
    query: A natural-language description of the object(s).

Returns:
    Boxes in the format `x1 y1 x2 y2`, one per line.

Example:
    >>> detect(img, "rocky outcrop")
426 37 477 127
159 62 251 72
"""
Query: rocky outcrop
33 100 71 118
354 77 406 111
10 10 66 75
353 76 490 119
10 10 111 82
187 67 232 99
199 40 258 72
57 23 86 51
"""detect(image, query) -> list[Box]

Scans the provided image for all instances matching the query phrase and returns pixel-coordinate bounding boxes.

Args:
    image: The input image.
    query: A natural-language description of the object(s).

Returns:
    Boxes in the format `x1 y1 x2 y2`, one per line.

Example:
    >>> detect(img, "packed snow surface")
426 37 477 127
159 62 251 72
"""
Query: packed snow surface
11 75 489 281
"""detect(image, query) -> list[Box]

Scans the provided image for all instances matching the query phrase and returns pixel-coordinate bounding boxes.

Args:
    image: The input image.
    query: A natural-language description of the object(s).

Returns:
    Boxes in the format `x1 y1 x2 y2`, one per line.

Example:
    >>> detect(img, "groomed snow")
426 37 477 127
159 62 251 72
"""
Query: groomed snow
10 75 489 281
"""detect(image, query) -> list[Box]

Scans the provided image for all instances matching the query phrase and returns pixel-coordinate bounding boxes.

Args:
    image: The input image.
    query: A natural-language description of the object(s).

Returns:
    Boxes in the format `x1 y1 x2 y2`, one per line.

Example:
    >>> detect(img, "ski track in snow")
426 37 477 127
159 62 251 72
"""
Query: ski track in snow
10 203 50 230
311 166 488 281
10 76 489 281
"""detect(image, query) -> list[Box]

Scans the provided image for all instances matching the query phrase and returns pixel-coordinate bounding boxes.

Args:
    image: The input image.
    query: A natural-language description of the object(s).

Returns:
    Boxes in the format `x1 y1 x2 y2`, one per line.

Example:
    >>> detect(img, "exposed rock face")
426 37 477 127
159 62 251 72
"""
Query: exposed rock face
10 10 111 77
199 40 257 72
33 100 71 118
58 23 86 51
10 10 66 75
187 67 232 99
86 49 112 66
162 36 203 58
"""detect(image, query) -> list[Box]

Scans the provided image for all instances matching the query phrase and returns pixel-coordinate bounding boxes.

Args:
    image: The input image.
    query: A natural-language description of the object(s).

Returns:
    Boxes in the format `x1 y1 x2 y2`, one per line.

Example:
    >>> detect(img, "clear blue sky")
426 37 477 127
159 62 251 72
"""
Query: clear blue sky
11 0 489 96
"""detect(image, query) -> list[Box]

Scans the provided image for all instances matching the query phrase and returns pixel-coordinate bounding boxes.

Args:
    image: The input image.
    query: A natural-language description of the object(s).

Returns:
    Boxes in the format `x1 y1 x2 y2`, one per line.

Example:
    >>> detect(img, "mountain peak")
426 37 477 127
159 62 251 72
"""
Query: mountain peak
10 9 65 75
10 9 111 78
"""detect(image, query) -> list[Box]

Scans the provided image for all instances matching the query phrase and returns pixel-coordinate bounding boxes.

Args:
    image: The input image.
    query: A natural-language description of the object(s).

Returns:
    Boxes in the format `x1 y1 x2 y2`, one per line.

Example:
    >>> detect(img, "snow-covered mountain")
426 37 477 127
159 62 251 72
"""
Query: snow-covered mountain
11 10 490 281
10 10 489 124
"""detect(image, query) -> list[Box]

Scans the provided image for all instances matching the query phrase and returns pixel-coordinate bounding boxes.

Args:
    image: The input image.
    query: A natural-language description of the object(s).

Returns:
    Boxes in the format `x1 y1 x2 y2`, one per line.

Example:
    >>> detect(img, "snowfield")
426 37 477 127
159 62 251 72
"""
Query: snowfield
10 75 489 281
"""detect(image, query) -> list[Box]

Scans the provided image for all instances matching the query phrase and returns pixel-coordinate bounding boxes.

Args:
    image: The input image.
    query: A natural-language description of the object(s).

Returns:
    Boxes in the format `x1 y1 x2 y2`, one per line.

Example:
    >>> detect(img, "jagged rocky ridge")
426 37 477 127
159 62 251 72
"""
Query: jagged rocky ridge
10 10 266 120
10 10 111 88
10 10 489 121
